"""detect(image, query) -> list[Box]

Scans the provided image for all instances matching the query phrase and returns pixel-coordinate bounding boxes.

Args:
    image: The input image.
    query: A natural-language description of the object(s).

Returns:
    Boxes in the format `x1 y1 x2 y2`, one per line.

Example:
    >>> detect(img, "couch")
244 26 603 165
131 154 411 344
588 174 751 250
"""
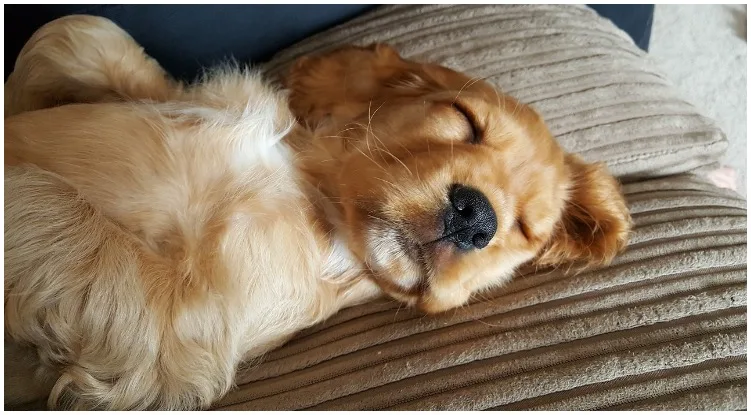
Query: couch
6 5 747 411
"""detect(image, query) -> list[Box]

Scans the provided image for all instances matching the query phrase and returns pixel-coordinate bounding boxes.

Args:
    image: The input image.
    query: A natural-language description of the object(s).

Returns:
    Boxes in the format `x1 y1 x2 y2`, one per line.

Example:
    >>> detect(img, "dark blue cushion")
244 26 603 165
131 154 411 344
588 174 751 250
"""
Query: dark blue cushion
4 5 377 81
5 5 653 82
588 5 654 52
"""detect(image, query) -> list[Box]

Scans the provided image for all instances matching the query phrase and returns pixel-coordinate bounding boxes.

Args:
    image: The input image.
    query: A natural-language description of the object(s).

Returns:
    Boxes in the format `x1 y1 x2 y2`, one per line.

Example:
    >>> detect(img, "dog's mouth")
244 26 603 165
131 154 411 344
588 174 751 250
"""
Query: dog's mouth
396 230 426 268
364 213 459 300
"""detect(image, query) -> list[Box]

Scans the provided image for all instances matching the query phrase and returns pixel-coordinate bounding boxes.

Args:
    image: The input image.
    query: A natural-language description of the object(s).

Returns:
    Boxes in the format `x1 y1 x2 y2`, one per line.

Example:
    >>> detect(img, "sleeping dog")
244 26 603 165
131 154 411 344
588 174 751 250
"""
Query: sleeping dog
4 15 631 409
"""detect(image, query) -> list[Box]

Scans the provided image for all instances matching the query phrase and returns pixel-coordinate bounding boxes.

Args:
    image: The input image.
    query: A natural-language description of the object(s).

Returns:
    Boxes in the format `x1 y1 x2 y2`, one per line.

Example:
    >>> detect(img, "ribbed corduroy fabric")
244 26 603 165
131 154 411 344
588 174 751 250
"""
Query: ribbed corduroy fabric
213 174 746 410
264 5 728 181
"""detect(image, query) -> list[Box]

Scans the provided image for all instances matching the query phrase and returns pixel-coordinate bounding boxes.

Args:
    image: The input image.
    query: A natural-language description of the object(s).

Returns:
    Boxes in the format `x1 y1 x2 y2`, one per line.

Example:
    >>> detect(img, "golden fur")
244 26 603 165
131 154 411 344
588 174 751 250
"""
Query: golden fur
4 16 631 410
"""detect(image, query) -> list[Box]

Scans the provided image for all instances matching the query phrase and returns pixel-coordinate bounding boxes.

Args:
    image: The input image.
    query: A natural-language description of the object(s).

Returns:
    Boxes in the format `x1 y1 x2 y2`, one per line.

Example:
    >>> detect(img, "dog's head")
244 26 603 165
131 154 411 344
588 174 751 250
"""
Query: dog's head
285 44 631 313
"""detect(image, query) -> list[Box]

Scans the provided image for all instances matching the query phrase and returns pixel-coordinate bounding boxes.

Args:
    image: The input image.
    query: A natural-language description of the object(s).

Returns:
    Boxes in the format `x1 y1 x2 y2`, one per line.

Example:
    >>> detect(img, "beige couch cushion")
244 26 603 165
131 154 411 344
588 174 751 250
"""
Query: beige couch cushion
214 174 746 410
264 5 729 180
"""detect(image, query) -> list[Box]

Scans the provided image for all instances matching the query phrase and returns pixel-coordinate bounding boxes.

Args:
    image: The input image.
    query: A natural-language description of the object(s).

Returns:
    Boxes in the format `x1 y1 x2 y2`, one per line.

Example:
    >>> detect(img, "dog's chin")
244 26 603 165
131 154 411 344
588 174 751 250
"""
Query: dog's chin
364 223 460 311
364 225 424 303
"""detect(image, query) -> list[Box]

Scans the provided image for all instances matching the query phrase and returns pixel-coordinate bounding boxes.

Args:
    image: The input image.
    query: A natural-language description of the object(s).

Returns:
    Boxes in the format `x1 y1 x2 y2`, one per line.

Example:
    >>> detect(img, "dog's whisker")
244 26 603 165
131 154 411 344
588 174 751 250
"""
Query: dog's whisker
350 121 393 170
451 76 483 104
373 176 399 190
352 141 389 173
364 123 398 170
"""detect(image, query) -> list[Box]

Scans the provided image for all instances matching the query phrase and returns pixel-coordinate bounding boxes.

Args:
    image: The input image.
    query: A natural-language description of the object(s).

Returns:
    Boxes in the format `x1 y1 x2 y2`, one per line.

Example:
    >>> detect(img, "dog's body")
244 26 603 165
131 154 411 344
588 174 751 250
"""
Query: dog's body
5 16 379 409
5 97 378 409
5 16 631 410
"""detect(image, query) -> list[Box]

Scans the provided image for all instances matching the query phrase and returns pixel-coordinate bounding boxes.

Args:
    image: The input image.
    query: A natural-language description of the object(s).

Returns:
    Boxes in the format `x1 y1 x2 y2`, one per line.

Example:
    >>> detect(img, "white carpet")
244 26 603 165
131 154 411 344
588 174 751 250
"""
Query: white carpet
649 4 747 196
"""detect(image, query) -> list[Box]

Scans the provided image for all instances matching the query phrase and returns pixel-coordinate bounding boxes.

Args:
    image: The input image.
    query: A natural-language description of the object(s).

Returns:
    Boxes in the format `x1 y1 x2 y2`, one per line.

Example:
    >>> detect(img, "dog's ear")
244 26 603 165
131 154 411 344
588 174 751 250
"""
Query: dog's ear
536 154 632 270
284 44 453 126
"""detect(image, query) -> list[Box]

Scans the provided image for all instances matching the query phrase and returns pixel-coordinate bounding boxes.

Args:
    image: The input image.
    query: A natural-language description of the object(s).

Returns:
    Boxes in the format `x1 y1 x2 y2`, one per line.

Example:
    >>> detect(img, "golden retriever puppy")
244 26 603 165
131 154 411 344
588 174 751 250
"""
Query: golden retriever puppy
4 15 631 410
284 44 632 311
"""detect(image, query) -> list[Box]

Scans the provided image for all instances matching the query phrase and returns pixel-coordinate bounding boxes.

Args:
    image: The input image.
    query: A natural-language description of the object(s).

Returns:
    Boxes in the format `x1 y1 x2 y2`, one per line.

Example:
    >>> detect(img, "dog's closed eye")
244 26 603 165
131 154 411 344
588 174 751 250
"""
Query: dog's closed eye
451 102 481 144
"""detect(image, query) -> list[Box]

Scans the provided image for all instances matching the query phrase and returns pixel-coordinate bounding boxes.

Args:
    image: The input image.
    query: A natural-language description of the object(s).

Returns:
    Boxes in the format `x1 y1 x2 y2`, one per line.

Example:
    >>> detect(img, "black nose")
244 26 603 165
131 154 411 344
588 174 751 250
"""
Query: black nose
444 184 498 250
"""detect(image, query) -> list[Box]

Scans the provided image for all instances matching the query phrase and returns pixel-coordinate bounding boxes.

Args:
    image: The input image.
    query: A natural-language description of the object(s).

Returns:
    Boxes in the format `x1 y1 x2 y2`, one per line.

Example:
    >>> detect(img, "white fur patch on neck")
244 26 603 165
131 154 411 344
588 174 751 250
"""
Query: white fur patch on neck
321 232 360 282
